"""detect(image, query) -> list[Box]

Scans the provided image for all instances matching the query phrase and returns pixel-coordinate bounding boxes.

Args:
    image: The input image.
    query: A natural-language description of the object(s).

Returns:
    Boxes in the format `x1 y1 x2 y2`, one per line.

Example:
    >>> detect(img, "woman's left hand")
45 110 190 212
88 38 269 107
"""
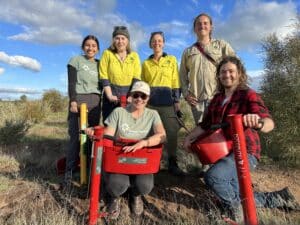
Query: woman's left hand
122 140 147 153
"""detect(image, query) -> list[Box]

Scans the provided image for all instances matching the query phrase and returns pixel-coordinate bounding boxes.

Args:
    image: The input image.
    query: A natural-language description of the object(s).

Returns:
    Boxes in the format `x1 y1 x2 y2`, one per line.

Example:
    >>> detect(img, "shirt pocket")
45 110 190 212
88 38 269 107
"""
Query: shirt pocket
209 48 222 62
160 61 173 83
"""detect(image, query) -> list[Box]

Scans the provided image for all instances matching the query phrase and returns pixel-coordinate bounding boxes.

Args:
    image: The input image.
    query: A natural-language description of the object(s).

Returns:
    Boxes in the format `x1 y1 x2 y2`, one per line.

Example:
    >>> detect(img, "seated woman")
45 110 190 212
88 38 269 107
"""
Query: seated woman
88 81 166 219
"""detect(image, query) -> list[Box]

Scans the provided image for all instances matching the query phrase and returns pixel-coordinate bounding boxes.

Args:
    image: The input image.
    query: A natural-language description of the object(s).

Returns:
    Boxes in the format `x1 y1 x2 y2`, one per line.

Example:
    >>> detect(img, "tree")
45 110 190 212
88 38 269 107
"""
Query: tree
20 94 27 102
260 18 300 167
42 89 65 112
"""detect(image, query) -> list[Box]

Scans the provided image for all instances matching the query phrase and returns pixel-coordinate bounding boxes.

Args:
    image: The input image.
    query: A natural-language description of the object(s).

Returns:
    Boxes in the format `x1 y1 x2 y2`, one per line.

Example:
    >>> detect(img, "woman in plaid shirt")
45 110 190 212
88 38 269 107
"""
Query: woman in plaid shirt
184 56 299 222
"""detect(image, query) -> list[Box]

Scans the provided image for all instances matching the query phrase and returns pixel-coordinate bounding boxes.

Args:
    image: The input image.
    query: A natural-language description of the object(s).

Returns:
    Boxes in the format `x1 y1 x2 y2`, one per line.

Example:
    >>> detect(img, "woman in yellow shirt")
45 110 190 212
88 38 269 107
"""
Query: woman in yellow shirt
142 31 184 176
99 26 141 123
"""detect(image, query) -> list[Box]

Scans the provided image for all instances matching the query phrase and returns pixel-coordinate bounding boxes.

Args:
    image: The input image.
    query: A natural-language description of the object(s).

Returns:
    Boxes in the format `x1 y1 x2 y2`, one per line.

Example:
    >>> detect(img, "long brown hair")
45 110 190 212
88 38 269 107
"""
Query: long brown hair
216 56 249 92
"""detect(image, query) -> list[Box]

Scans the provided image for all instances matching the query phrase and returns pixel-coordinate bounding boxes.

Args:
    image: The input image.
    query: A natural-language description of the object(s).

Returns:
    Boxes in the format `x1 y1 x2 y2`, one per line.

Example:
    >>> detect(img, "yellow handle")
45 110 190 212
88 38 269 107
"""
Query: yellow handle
80 103 88 185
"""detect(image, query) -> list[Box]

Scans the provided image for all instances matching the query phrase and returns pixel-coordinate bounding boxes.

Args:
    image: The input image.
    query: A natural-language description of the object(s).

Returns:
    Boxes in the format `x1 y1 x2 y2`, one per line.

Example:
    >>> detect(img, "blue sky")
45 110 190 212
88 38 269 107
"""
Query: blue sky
0 0 299 100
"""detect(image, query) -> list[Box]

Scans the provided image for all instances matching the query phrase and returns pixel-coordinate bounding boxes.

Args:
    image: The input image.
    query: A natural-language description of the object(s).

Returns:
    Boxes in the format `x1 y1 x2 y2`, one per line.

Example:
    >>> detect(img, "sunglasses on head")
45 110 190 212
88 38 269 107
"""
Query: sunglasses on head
151 31 164 36
114 26 127 30
132 92 148 100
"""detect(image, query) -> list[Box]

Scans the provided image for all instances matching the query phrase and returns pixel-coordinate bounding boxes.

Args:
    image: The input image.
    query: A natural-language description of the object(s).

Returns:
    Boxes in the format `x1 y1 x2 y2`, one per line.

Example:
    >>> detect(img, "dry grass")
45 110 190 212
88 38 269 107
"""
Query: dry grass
0 100 299 225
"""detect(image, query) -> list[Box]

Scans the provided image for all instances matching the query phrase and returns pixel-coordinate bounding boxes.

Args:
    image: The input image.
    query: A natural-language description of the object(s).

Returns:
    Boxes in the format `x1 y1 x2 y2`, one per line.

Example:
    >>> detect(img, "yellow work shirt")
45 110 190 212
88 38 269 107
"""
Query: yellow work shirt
142 53 180 106
99 49 141 95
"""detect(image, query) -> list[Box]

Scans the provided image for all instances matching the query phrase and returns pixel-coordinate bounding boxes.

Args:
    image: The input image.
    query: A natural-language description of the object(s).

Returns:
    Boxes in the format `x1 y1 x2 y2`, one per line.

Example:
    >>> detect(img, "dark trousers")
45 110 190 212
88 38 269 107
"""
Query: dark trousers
66 94 101 172
104 173 154 198
102 95 124 124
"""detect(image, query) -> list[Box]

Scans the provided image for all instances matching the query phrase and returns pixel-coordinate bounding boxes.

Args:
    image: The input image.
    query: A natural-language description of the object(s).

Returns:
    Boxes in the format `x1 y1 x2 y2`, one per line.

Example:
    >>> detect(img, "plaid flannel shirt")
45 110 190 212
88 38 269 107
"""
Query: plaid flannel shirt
199 88 272 159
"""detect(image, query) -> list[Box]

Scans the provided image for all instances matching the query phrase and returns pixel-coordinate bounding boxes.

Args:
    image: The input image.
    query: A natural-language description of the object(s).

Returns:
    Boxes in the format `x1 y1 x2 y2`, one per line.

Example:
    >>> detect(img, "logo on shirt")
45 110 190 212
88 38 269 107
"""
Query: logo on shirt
82 64 98 77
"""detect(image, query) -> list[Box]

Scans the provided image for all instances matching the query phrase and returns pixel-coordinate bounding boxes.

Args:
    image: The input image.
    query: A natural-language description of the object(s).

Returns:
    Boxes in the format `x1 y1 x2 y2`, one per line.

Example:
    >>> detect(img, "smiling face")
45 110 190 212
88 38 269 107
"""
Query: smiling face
131 91 149 110
113 34 129 52
194 15 213 39
150 33 164 54
82 39 99 60
218 62 241 91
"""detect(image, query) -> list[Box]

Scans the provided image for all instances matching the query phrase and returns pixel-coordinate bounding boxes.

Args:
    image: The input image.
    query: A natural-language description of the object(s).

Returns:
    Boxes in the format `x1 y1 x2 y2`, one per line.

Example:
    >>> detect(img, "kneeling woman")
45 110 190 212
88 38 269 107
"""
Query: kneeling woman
99 81 165 219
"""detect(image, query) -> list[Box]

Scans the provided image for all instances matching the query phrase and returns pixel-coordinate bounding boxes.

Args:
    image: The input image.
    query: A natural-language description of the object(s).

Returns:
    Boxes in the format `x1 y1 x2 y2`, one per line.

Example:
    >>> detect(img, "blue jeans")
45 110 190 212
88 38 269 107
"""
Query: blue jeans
204 152 258 209
204 152 286 209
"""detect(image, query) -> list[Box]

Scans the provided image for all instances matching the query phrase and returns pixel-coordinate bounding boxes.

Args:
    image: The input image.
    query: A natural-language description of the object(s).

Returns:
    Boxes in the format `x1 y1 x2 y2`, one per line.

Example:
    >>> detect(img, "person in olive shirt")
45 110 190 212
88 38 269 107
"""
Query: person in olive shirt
65 35 101 184
142 31 185 176
100 26 141 123
180 13 235 125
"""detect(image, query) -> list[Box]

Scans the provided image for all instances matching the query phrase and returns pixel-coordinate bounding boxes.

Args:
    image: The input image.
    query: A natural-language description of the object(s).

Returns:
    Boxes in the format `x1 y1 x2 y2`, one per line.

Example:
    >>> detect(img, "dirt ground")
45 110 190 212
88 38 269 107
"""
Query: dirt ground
0 159 299 225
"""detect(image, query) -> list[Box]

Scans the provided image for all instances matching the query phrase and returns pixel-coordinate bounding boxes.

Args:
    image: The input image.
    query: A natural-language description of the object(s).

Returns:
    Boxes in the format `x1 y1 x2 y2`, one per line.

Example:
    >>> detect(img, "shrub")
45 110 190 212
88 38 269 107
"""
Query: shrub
42 89 65 112
21 100 50 124
0 119 30 145
260 19 300 167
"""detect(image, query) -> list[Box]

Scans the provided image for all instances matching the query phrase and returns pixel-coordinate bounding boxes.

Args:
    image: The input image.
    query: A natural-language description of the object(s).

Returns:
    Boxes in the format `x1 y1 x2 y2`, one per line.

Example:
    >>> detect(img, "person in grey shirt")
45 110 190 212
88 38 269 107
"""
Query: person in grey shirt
86 81 166 219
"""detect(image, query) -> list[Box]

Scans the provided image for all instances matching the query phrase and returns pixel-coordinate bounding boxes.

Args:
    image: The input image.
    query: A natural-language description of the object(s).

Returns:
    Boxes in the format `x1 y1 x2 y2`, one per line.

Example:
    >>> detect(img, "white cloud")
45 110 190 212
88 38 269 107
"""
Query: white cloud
248 69 264 78
157 20 190 36
191 0 198 6
0 87 41 94
211 4 223 15
214 0 297 50
166 38 189 50
0 0 96 45
0 67 4 75
92 0 117 14
9 27 83 45
248 69 265 91
0 0 146 47
0 87 42 100
0 51 41 72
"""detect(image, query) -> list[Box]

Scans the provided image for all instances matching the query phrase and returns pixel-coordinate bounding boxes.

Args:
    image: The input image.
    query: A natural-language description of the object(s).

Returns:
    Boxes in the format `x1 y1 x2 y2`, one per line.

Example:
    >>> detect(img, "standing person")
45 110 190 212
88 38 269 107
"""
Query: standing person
142 31 184 176
86 81 166 219
65 35 101 184
180 13 235 125
100 26 141 123
183 56 299 222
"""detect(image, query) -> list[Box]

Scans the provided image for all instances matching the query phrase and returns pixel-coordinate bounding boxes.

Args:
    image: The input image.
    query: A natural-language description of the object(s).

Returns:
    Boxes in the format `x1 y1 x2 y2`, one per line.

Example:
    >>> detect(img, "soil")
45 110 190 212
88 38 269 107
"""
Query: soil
0 161 299 225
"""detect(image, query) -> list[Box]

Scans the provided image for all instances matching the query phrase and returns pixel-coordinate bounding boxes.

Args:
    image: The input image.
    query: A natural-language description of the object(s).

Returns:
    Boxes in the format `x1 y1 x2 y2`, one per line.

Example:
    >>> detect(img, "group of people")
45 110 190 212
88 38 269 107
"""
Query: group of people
64 12 299 222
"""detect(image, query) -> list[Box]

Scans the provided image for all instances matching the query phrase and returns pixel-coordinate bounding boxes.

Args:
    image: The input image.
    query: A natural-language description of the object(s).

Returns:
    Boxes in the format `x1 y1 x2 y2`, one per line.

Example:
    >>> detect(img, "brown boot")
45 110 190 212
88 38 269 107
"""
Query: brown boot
130 195 144 216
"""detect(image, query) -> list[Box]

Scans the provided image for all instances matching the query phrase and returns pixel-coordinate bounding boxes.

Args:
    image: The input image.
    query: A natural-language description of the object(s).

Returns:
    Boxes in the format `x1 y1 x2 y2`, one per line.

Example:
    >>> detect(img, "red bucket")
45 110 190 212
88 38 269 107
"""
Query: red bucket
103 138 162 174
191 128 232 165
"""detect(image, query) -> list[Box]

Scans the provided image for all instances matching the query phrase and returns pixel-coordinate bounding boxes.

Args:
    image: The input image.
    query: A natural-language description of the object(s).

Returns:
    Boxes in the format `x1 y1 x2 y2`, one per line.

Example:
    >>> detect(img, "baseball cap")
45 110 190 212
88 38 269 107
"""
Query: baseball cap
130 81 150 95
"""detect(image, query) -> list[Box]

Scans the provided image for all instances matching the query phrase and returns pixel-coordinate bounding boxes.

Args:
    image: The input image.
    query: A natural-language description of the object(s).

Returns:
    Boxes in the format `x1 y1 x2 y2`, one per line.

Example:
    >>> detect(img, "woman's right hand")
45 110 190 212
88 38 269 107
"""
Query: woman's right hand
108 95 119 103
185 93 198 106
183 135 193 151
70 101 78 113
85 127 95 138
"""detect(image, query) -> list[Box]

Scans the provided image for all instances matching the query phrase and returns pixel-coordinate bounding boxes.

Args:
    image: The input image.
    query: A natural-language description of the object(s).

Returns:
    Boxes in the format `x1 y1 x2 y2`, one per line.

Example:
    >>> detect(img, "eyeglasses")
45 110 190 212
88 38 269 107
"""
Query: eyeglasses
132 92 148 100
